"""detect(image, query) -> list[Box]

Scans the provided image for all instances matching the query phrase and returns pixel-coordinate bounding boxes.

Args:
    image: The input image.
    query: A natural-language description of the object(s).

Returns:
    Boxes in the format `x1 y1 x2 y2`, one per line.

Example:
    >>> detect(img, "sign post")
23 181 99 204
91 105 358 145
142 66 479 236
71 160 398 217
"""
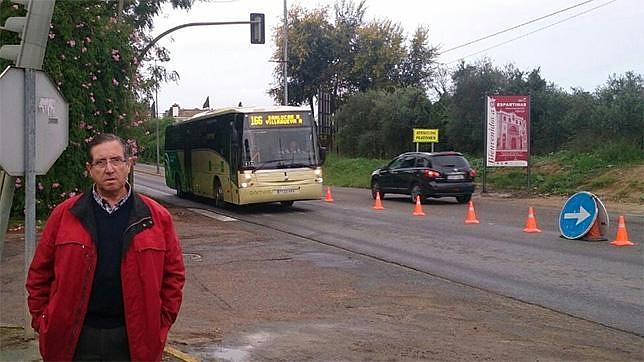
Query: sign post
413 128 439 152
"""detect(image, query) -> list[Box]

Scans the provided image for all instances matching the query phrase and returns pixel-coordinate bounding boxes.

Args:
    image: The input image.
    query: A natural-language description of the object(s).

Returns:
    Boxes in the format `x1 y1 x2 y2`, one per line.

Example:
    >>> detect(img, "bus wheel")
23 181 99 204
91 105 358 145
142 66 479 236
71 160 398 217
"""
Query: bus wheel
280 201 294 207
213 179 225 208
175 175 184 198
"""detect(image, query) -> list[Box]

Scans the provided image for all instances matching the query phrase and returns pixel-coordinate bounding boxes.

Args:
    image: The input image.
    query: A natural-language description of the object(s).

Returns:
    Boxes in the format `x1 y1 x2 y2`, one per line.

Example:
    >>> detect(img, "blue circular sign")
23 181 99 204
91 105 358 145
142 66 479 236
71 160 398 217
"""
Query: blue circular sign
559 192 598 239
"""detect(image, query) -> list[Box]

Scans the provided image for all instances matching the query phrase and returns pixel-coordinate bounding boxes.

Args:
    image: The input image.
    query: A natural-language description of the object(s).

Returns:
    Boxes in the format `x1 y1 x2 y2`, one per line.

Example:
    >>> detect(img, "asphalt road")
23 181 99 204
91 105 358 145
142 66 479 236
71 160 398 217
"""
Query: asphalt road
133 164 644 336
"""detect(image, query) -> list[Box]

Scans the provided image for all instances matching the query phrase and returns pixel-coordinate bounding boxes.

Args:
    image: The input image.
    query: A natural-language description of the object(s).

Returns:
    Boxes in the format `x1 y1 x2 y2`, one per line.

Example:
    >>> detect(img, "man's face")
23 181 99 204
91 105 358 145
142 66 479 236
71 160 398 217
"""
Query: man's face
86 140 130 196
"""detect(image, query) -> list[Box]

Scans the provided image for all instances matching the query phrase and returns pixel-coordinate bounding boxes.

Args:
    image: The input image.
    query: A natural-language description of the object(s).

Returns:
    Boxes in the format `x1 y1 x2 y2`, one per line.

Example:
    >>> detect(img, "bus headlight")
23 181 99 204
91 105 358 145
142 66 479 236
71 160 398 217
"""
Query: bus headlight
314 167 322 176
241 182 249 188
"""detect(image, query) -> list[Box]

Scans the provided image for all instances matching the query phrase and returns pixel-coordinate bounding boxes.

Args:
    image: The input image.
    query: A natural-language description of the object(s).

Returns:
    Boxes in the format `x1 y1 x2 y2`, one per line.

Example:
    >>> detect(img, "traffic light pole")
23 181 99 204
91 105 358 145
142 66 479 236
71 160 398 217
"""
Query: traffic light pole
138 19 261 60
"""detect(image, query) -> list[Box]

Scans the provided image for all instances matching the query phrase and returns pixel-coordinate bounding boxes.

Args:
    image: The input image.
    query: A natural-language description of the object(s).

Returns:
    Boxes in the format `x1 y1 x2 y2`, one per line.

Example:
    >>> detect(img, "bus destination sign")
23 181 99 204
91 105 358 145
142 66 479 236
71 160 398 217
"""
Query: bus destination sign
248 113 306 128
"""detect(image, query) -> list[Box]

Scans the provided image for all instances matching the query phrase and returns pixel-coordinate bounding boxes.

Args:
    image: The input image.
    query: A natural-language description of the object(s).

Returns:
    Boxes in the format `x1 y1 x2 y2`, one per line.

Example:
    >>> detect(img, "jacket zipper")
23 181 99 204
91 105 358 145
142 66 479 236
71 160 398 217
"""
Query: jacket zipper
124 216 152 236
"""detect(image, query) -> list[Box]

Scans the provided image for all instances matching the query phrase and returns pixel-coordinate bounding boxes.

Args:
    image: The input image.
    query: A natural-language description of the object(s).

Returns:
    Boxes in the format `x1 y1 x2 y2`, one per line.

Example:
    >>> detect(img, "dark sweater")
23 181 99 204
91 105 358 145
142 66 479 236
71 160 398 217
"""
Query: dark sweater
84 195 133 328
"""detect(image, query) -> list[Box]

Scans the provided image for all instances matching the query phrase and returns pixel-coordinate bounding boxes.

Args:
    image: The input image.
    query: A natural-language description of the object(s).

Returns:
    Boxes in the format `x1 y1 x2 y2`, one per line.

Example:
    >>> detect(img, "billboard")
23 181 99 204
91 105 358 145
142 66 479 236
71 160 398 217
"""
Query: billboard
486 95 530 167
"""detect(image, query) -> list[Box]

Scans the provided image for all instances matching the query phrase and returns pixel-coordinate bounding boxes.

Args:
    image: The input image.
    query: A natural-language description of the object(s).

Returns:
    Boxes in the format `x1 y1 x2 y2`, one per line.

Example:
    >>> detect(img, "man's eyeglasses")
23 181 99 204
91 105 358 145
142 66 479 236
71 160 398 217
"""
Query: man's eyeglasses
90 157 128 169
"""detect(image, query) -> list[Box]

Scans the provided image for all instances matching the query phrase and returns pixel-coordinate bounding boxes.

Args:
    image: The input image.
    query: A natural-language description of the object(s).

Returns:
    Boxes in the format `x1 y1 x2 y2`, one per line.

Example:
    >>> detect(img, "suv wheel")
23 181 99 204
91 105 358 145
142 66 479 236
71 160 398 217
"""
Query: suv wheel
410 184 423 203
456 194 471 204
371 181 384 200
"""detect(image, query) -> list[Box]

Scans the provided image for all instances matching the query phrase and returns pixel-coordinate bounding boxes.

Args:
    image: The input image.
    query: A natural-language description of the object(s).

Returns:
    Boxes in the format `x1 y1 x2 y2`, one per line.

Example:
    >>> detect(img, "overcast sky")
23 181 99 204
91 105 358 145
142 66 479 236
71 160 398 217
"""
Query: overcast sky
150 0 643 113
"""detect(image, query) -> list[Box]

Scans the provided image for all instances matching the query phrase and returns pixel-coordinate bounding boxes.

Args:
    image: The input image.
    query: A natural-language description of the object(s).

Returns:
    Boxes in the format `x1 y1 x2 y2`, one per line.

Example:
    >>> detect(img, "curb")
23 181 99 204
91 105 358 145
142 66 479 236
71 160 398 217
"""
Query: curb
164 345 199 362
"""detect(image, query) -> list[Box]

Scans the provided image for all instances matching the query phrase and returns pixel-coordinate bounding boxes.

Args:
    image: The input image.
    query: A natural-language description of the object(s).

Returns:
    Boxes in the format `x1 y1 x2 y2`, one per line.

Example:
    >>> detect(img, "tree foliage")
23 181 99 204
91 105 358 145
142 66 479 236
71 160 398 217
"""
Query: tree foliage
270 0 437 111
335 87 432 158
0 0 194 216
445 60 643 155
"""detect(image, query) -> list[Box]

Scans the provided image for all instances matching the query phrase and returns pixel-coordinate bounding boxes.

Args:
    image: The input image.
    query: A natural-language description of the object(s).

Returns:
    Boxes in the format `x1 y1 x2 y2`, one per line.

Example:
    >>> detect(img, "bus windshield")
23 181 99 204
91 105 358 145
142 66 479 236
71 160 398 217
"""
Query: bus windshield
242 127 316 170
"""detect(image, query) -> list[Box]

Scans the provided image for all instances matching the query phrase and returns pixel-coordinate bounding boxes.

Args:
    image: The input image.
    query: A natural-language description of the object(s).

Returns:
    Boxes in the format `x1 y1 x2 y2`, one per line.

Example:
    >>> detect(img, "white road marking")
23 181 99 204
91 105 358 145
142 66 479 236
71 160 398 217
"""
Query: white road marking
134 184 174 197
188 208 238 222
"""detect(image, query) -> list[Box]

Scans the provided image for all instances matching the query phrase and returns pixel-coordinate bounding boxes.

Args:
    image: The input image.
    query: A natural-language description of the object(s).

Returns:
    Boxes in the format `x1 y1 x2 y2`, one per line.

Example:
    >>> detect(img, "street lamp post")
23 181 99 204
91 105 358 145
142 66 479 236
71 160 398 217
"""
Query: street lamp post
283 0 288 105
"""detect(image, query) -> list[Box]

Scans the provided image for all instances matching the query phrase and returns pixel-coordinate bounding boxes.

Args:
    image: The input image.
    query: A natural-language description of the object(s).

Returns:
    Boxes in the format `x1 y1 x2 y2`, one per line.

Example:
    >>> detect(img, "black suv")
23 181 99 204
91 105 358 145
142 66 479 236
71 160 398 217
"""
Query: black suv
370 152 476 204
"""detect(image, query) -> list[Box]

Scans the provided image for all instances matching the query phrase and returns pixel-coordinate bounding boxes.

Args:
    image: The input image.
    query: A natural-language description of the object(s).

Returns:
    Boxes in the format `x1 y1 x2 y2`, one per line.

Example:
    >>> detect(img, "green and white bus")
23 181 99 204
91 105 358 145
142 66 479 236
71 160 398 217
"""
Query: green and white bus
164 106 325 207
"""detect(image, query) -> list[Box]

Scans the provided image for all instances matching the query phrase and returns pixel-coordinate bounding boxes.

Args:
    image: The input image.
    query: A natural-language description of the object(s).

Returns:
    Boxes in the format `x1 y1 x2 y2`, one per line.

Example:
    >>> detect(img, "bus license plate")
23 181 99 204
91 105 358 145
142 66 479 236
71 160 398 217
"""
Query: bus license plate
447 174 464 180
274 187 300 195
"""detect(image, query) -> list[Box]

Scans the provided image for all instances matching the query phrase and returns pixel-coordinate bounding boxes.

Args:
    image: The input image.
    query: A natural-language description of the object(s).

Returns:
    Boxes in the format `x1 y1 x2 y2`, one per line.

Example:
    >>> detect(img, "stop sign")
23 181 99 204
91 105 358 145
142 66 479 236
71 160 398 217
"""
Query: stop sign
0 66 69 176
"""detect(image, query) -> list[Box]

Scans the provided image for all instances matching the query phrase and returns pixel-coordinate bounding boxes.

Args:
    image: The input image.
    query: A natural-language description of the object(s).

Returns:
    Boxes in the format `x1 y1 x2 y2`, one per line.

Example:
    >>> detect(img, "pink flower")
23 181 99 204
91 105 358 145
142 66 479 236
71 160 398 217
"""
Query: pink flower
68 192 77 198
38 183 44 191
112 79 119 86
60 54 65 60
81 47 87 53
52 182 60 189
111 49 121 61
48 32 55 39
67 40 76 47
85 37 92 43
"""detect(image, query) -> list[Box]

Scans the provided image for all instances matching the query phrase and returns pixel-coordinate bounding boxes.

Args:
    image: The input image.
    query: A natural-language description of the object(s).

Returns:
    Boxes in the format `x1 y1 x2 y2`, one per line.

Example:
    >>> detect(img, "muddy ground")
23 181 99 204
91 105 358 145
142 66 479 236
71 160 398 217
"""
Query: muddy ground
1 203 642 361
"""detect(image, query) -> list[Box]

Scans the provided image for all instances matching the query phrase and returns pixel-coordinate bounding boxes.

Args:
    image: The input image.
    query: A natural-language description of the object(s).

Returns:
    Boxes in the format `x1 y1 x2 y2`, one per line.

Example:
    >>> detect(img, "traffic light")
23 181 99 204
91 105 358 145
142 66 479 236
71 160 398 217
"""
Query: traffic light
250 13 265 44
0 0 55 69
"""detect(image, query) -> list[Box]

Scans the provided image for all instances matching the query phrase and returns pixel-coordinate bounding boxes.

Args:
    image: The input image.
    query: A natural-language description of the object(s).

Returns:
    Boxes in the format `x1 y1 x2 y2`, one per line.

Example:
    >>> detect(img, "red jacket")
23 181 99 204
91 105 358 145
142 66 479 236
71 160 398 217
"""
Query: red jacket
26 192 185 361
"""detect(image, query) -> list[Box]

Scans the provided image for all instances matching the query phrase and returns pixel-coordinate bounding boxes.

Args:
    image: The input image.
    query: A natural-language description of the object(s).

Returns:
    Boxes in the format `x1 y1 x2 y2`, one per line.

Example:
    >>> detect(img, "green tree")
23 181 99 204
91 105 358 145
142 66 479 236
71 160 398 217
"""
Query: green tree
592 72 644 150
446 59 505 154
350 19 405 92
398 26 437 89
335 87 432 158
270 5 335 111
0 0 194 216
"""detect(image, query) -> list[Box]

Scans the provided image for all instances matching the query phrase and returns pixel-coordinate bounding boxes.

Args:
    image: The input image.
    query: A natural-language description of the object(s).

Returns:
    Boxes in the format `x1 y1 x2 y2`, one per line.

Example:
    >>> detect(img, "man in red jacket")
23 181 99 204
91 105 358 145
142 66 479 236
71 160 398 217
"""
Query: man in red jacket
26 133 185 361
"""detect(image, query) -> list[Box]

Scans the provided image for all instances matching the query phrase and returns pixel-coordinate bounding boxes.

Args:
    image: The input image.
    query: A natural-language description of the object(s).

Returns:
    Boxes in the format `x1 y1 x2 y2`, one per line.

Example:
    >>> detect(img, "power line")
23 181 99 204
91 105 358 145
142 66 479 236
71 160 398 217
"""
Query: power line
441 0 596 54
444 0 618 64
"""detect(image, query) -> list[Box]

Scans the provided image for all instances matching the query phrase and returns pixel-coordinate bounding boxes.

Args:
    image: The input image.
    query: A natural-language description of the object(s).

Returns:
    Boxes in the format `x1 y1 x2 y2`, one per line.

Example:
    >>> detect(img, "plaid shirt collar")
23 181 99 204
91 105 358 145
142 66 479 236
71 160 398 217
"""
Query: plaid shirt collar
92 183 132 214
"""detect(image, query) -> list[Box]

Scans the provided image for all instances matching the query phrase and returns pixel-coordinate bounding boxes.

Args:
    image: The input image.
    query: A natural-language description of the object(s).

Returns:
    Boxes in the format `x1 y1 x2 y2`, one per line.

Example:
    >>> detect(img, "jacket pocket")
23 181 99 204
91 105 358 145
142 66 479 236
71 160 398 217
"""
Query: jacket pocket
134 236 167 289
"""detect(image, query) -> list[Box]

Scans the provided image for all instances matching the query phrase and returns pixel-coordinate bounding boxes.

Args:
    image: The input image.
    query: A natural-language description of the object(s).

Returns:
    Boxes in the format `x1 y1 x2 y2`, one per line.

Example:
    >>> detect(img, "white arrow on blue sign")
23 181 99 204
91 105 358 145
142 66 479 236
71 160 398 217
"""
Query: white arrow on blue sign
559 192 598 239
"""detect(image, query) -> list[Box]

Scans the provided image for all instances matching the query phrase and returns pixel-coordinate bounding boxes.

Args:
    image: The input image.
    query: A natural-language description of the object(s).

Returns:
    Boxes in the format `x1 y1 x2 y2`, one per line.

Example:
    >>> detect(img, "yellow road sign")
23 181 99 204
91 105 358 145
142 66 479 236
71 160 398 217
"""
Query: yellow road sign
413 128 438 143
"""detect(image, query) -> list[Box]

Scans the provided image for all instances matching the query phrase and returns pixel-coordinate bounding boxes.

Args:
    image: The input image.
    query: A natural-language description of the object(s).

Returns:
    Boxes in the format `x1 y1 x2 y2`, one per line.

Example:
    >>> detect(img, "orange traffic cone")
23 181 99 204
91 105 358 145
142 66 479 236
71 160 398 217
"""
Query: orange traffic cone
324 187 334 202
610 215 635 247
581 219 606 241
523 207 541 233
373 192 385 210
412 196 425 216
464 201 480 224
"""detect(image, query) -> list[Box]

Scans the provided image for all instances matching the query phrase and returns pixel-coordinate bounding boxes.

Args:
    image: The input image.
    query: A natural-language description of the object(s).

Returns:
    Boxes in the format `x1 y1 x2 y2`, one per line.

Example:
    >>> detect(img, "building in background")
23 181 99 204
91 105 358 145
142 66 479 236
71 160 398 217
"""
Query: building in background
163 104 203 121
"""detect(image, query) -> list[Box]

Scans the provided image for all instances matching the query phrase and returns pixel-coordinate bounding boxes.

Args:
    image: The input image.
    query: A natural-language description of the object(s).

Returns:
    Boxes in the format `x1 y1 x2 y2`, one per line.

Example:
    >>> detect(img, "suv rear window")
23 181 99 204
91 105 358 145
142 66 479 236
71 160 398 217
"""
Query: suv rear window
432 155 470 168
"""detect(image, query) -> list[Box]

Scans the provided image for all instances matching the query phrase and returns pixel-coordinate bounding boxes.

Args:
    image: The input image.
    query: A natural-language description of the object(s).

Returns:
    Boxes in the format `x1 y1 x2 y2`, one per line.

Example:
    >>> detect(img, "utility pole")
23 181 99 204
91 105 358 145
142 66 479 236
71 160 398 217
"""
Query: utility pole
283 0 288 105
155 86 160 174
